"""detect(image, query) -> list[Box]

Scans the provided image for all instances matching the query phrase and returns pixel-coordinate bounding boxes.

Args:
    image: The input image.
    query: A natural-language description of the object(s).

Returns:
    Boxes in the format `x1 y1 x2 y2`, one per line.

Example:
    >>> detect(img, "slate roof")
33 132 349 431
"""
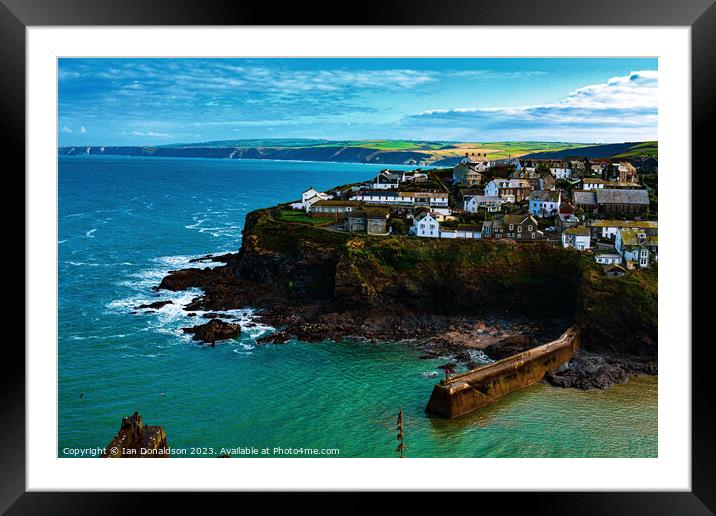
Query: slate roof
457 224 483 231
595 189 649 205
573 191 597 205
620 228 658 246
313 200 362 207
590 220 658 229
530 190 561 202
564 226 591 236
504 214 537 225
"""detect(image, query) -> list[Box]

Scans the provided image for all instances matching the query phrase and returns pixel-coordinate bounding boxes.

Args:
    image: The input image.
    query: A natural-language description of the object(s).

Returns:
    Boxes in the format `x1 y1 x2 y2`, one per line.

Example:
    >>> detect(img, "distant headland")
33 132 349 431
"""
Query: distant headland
58 139 657 166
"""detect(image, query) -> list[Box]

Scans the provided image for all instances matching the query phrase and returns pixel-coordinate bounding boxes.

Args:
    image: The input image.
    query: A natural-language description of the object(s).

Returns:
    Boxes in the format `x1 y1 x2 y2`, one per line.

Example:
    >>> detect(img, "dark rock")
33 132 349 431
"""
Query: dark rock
545 350 632 390
152 208 656 391
256 331 291 345
182 319 242 344
484 334 533 360
187 312 197 317
136 300 173 310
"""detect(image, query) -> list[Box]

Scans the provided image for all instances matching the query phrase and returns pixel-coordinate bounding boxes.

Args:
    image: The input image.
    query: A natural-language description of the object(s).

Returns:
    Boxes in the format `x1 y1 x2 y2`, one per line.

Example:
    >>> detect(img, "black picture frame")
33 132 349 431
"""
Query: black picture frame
3 0 711 512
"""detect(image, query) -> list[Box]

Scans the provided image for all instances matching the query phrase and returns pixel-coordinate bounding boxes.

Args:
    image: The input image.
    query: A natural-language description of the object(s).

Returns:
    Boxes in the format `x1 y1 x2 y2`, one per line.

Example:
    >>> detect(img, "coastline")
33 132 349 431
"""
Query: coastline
153 230 657 391
58 153 436 169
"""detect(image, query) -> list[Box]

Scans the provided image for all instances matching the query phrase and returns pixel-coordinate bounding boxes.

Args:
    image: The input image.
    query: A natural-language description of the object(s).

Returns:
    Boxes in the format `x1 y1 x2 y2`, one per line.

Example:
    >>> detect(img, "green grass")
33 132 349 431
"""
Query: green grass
274 209 335 226
611 141 658 159
311 140 447 151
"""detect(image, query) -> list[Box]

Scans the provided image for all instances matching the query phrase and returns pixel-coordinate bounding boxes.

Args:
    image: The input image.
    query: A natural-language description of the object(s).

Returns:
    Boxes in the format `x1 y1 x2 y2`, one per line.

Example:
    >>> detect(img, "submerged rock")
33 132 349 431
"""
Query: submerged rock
182 319 242 345
136 300 173 310
256 331 291 345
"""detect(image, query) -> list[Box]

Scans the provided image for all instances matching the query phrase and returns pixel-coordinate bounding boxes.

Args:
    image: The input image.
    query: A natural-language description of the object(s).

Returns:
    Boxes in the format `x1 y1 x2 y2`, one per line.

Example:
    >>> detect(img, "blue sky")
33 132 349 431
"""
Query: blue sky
58 58 658 146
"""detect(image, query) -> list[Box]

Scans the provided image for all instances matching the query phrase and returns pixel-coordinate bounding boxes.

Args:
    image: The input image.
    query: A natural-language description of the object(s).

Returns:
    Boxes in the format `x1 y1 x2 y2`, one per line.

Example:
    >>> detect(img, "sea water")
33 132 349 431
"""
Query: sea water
58 155 657 458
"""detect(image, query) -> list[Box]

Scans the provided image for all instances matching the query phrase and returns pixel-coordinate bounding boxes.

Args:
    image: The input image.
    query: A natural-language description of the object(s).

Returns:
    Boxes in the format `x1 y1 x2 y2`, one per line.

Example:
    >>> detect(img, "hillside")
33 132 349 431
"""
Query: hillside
522 141 658 160
58 139 653 166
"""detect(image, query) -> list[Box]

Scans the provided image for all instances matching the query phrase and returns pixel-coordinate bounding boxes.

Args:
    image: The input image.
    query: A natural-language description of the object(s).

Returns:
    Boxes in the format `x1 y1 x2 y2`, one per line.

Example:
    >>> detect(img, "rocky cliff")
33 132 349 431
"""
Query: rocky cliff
158 209 657 387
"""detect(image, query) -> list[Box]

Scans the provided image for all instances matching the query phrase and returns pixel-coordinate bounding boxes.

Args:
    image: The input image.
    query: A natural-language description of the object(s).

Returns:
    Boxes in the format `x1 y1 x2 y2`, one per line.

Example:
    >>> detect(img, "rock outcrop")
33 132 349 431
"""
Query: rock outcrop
103 412 169 458
182 319 242 345
156 208 657 387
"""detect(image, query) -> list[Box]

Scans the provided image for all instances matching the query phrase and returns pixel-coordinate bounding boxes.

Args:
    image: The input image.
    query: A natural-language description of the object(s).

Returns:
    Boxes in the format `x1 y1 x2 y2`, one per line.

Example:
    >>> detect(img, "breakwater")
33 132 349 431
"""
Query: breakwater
426 326 580 419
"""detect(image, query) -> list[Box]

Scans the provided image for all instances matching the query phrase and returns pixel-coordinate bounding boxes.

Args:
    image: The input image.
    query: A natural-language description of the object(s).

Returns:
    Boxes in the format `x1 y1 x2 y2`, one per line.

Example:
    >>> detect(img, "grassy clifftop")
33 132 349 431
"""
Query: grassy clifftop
238 209 657 357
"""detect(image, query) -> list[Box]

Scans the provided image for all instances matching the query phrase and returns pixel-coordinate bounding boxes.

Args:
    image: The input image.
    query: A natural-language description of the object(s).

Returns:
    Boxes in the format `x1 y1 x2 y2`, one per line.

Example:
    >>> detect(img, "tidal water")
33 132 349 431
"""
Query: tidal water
58 155 657 458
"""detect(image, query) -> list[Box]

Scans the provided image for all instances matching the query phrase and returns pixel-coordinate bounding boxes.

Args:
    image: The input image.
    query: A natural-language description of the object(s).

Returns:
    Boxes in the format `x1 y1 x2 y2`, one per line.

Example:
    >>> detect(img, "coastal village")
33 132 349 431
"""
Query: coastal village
286 153 658 272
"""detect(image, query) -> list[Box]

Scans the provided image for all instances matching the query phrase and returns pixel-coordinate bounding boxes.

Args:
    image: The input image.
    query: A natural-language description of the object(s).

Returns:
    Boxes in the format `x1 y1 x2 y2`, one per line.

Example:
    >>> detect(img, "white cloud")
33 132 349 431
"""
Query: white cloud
409 70 657 142
60 126 73 134
79 126 87 134
124 130 172 138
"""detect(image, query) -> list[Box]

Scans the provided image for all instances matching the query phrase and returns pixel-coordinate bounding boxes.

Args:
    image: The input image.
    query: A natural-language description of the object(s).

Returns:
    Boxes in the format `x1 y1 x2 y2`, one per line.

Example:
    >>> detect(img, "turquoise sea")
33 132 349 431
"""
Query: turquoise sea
58 155 657 458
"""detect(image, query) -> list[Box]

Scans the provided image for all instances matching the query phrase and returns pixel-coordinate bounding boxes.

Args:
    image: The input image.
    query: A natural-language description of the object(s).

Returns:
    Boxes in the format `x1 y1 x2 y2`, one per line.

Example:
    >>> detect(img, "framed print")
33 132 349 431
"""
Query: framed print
5 0 713 511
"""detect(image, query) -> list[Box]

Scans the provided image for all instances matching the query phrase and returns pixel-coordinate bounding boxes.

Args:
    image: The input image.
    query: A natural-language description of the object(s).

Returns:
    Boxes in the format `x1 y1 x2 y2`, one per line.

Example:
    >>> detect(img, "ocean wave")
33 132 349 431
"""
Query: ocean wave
107 253 273 345
185 218 206 229
85 228 97 238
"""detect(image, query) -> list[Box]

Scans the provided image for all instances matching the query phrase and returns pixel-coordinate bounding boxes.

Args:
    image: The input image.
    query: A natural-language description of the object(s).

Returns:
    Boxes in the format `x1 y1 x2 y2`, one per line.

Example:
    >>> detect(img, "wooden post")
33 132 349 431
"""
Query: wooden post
395 410 406 458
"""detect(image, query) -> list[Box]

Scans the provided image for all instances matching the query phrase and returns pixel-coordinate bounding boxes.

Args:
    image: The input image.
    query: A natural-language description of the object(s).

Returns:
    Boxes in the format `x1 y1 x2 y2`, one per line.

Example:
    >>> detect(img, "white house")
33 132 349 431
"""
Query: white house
372 171 402 189
595 253 623 265
484 179 507 197
463 195 504 213
455 225 482 239
529 190 561 218
590 220 658 240
351 190 448 208
289 187 332 212
582 178 606 190
483 178 531 201
561 226 591 250
615 228 658 268
413 211 440 238
550 163 573 180
590 162 609 176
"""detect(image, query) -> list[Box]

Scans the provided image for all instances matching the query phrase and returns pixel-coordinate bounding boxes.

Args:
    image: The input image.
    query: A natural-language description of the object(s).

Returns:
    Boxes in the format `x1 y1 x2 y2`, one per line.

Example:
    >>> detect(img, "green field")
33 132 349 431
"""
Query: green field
274 209 336 226
611 141 658 159
152 138 656 163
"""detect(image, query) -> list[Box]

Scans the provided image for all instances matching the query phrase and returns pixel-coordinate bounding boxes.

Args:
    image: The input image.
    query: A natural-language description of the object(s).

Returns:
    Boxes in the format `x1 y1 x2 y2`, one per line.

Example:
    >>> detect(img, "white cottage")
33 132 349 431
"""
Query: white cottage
615 228 658 268
463 195 504 213
582 178 606 190
289 187 332 212
561 226 591 250
413 211 440 238
550 163 573 180
529 190 561 218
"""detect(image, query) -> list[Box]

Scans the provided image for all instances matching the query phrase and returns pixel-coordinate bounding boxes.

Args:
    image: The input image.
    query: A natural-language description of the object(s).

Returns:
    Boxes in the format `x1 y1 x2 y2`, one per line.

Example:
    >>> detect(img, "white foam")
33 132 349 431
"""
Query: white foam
85 228 97 238
468 349 494 365
185 218 206 229
107 253 273 344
